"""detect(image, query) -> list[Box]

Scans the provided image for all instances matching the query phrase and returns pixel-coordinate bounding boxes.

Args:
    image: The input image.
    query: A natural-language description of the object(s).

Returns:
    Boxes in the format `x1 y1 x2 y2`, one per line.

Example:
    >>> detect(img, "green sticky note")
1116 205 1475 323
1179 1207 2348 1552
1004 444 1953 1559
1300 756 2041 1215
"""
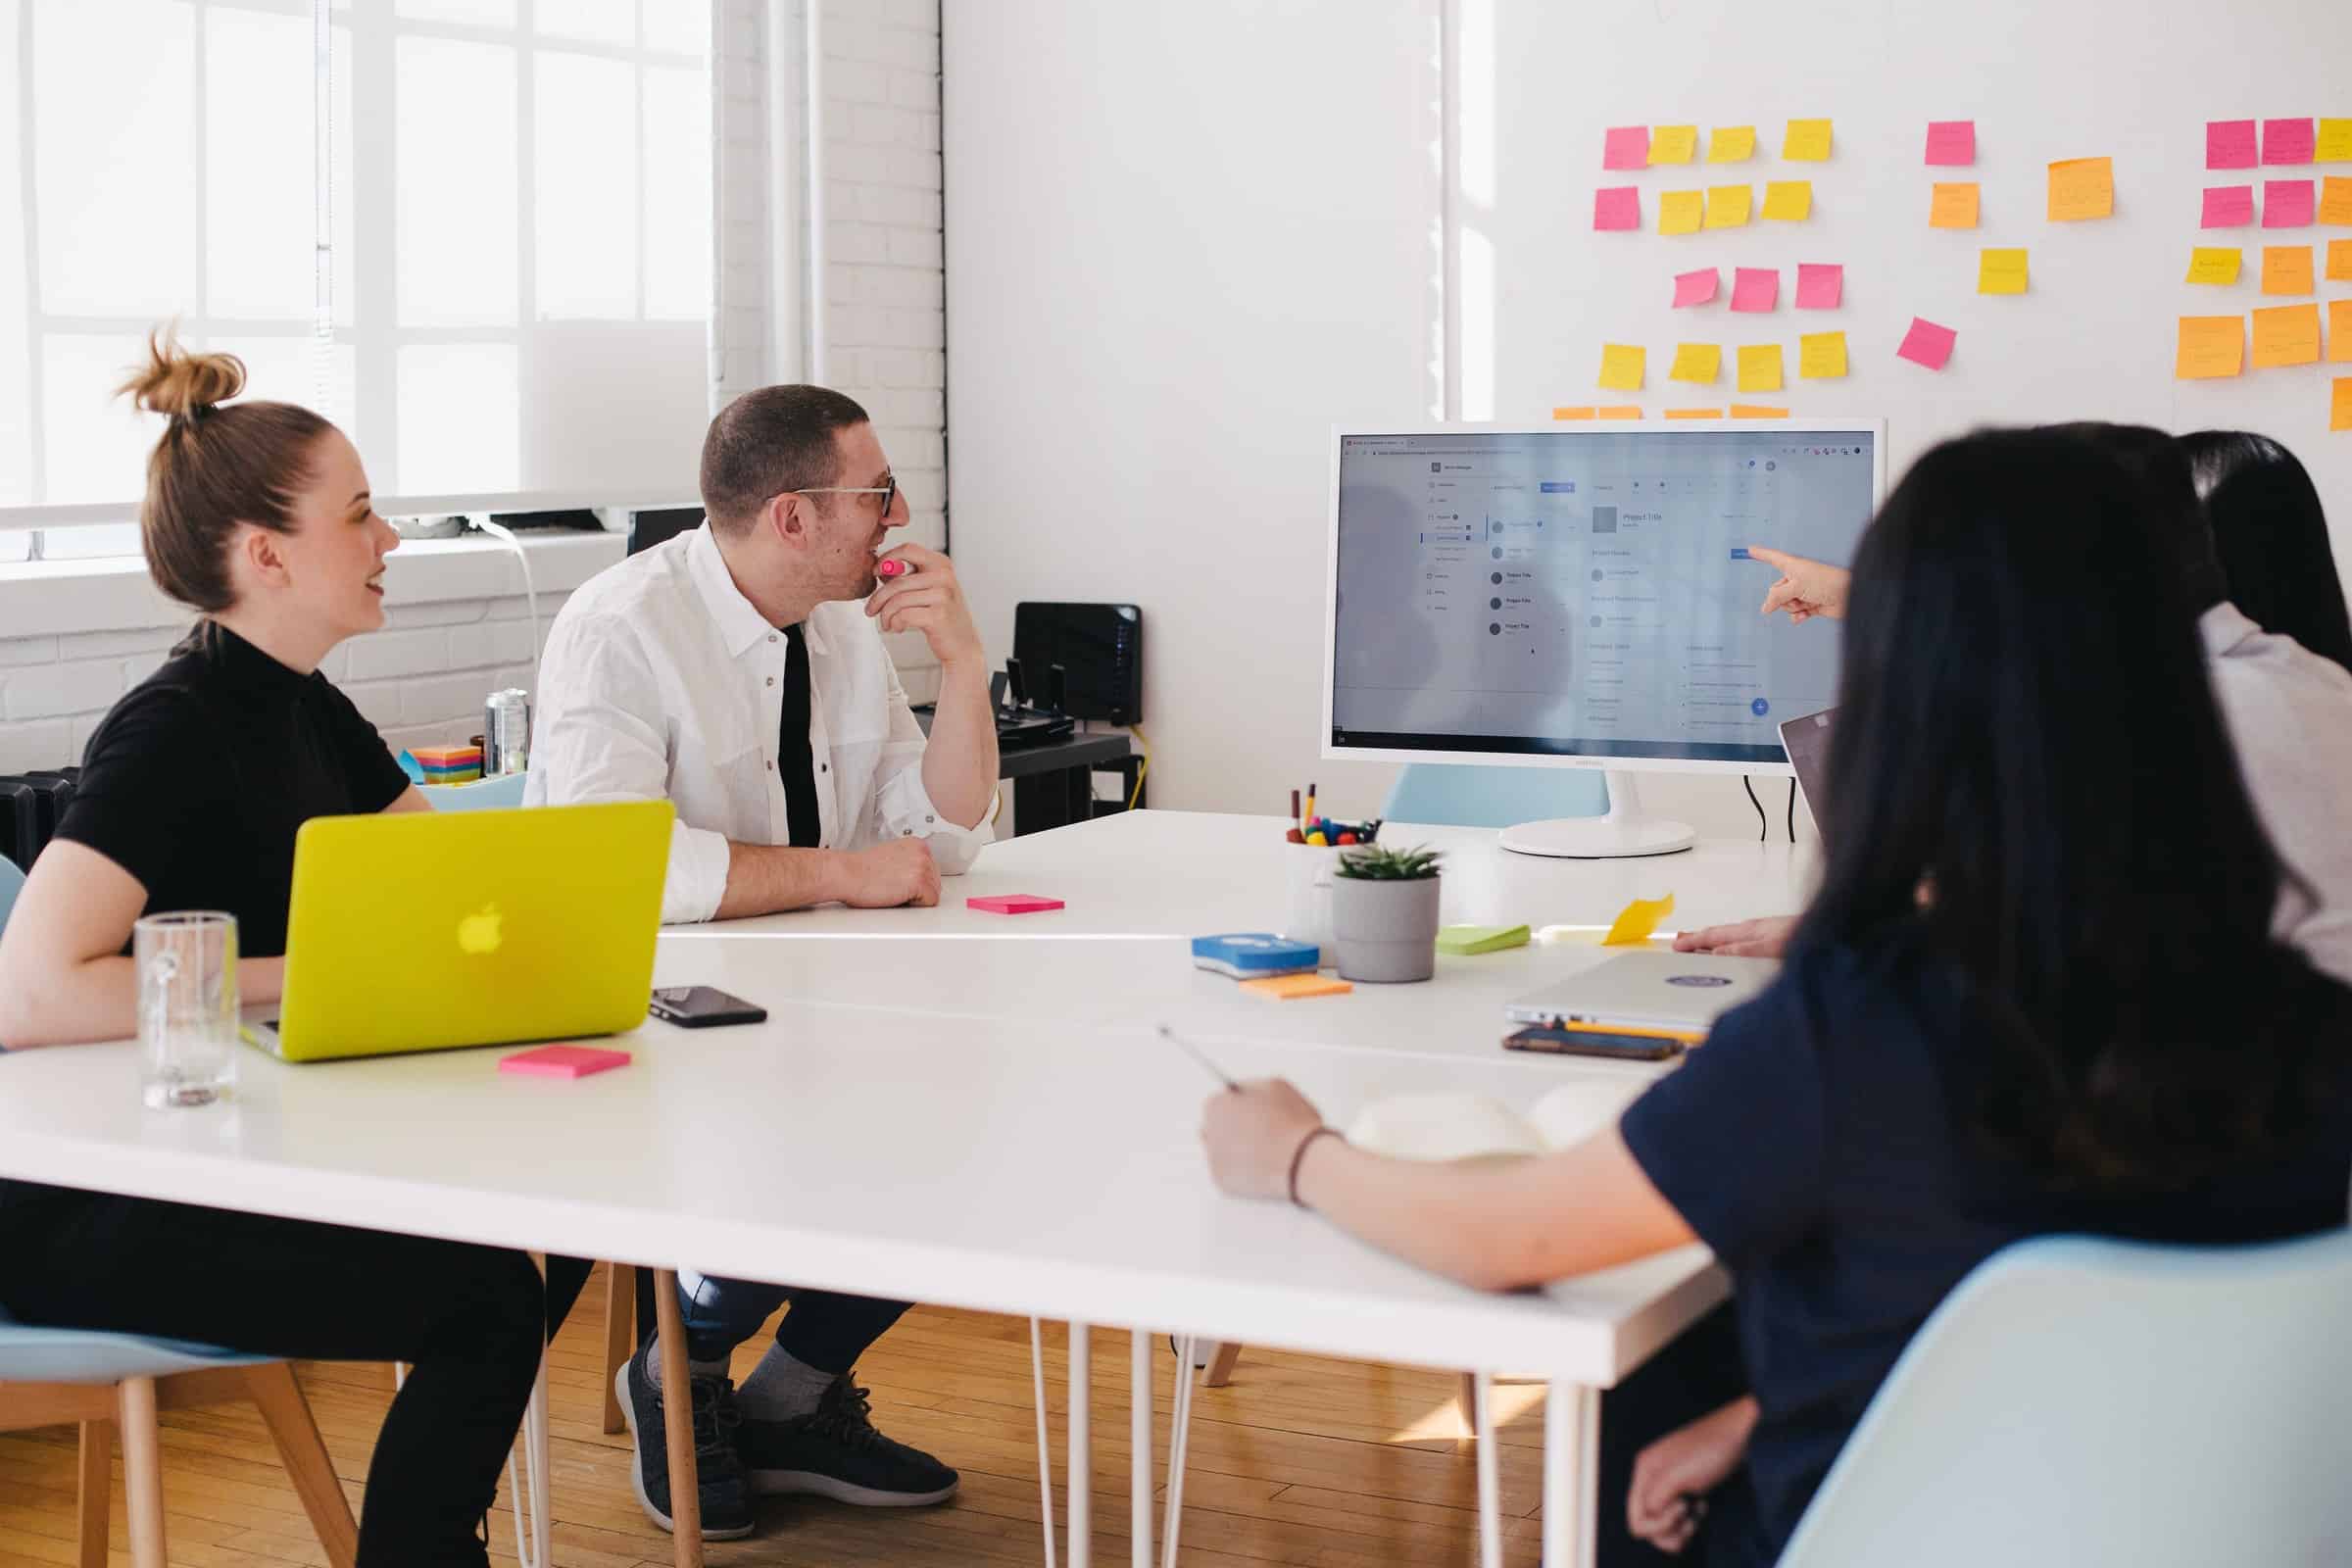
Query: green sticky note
1436 923 1533 956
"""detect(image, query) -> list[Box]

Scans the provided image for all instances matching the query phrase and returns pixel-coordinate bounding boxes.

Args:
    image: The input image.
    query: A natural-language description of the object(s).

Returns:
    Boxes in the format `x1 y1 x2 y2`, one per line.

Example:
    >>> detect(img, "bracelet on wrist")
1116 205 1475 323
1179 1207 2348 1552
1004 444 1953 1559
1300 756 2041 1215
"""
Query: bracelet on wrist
1288 1126 1343 1207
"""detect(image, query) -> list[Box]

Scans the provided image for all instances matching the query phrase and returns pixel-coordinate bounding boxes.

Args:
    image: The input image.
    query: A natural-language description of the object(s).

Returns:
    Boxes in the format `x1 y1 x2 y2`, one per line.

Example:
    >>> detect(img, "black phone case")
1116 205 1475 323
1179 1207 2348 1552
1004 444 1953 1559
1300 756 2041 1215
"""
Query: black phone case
650 990 768 1028
1502 1024 1682 1061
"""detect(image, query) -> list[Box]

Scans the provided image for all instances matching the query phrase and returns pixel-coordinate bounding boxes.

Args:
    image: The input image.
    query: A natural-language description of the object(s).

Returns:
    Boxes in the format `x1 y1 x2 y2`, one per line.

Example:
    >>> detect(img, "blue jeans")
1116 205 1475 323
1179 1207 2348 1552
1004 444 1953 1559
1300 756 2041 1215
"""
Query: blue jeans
672 1270 911 1376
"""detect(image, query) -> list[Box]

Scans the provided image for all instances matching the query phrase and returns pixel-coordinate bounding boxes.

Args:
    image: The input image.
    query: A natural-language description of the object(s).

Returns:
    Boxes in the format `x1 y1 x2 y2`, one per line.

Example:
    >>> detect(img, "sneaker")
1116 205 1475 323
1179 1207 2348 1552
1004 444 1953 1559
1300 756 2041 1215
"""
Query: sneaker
614 1347 757 1539
739 1374 960 1505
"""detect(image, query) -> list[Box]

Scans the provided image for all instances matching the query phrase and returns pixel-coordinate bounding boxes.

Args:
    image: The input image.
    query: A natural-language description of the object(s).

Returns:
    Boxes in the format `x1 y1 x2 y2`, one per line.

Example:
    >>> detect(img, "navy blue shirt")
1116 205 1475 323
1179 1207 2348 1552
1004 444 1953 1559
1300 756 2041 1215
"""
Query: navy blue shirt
1620 928 2352 1568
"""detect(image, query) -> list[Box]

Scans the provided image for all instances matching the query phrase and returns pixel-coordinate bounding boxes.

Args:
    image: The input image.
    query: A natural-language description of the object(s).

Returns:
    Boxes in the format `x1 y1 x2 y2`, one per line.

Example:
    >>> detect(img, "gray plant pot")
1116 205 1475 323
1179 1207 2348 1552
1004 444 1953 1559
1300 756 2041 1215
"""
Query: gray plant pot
1329 874 1442 983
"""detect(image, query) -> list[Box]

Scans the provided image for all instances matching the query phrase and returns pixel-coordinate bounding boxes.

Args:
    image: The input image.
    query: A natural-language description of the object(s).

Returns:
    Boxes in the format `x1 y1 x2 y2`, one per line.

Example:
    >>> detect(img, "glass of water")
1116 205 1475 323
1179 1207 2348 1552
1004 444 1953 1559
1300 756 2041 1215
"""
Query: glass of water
137 911 239 1108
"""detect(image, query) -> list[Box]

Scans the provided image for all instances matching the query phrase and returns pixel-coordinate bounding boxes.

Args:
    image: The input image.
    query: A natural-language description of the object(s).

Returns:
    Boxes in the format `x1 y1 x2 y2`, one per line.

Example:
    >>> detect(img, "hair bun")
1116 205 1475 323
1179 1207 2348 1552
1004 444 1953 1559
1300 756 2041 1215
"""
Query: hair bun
119 329 247 420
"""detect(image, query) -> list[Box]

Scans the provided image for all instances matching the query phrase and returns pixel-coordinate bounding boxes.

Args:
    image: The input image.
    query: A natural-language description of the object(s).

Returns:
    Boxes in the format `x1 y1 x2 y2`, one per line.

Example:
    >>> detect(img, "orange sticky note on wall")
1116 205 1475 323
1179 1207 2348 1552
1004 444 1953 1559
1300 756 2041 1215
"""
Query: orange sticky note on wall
1553 406 1598 419
2321 176 2352 225
1596 406 1643 419
2330 301 2352 364
2331 240 2352 281
1664 408 1726 419
2176 315 2244 378
1931 182 1981 229
2251 303 2322 368
1737 343 1786 393
1798 330 1848 378
2262 246 2316 295
1599 344 1646 391
2047 157 2115 220
1730 404 1789 417
2333 377 2352 431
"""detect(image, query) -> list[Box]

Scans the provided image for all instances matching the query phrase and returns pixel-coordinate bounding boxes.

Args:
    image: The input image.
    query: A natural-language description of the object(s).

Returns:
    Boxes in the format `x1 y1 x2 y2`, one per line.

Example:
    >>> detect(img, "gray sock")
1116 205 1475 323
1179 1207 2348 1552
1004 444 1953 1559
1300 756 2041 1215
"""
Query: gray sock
645 1347 731 1391
735 1345 836 1420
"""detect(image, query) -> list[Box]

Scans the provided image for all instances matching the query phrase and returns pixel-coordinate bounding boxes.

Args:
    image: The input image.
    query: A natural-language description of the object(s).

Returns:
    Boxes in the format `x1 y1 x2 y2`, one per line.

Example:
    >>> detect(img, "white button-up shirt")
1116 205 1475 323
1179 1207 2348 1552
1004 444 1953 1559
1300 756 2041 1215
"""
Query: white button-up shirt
526 524 991 923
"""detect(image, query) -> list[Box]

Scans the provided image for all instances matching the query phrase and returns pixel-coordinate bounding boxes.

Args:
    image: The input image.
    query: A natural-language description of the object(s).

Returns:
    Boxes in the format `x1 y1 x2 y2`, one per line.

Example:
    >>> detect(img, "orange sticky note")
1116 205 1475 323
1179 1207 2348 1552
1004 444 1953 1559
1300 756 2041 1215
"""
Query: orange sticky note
1596 406 1642 419
1760 180 1812 221
2185 247 2242 285
1599 343 1646 391
2322 176 2352 225
2176 315 2244 378
2330 301 2352 364
2333 377 2352 431
1650 124 1699 165
1241 973 1352 1002
1931 182 1981 229
1659 190 1705 235
1729 404 1788 417
1798 330 1848 379
1664 408 1726 419
2047 157 2115 220
2331 240 2352 281
1737 343 1785 393
1552 406 1598 420
2250 303 2321 368
1704 185 1753 229
1603 893 1676 946
2261 245 2315 295
1669 342 1723 384
1707 125 1757 164
1978 247 2030 295
1782 119 1833 162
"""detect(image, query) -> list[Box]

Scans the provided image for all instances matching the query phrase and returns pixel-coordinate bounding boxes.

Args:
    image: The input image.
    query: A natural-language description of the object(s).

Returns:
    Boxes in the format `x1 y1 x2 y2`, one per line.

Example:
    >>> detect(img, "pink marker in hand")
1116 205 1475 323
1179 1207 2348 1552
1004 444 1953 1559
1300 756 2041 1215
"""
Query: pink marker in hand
875 558 914 580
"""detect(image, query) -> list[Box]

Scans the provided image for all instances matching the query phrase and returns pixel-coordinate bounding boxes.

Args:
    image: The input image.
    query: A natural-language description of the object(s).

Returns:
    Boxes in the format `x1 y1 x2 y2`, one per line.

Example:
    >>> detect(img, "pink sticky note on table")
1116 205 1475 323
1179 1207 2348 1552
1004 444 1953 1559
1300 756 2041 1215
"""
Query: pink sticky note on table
501 1044 632 1079
1896 316 1957 370
2207 120 2258 171
1593 186 1641 231
2264 179 2316 227
1672 268 1720 307
1794 264 1842 310
1603 125 1649 170
1925 121 1975 167
1729 268 1779 313
2202 185 2256 228
969 894 1065 915
2263 118 2316 166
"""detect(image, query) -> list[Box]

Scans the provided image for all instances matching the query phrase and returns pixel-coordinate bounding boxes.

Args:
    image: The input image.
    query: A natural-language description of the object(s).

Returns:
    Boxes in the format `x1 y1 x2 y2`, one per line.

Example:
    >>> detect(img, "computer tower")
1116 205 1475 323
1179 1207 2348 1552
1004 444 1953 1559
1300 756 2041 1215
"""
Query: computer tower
1012 603 1142 725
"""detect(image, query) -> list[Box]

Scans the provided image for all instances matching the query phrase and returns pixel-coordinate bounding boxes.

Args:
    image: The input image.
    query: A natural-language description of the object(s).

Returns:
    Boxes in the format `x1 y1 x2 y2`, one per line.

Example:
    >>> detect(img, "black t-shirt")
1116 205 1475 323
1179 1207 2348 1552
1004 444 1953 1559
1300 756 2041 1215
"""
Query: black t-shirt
53 620 413 958
1619 928 2352 1568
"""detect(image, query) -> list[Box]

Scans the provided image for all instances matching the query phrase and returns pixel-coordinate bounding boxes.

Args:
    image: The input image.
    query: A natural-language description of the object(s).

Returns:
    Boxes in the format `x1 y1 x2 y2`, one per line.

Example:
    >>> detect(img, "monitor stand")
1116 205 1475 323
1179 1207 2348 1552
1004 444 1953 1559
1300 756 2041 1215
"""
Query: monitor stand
1499 770 1695 858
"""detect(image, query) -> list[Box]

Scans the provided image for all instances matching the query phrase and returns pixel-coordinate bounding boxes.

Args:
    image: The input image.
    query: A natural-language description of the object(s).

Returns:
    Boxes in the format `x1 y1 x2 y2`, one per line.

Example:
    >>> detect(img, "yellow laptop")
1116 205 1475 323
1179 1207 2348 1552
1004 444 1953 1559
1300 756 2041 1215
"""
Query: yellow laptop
247 800 673 1062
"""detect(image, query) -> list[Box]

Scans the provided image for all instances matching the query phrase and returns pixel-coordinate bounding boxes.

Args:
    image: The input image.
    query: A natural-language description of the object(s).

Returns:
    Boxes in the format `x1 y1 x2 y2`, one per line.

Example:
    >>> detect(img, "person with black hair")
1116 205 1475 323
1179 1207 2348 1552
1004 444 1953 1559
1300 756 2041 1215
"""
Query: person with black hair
2180 430 2352 673
1199 429 2352 1566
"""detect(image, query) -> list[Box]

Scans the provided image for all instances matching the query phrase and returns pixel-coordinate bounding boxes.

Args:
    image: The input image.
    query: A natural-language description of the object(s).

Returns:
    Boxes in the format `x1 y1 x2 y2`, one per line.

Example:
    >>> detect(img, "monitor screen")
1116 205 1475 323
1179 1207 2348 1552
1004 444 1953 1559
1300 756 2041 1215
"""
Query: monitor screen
1327 426 1879 767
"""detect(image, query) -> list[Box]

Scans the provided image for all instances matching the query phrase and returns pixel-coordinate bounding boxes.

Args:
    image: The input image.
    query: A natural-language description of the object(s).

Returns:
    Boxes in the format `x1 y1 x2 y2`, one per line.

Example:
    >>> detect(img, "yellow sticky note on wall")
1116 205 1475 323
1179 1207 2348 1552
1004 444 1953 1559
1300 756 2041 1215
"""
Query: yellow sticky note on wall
1704 185 1753 228
2185 247 2242 285
1930 182 1981 229
1737 343 1786 393
1670 342 1723 383
2261 246 2315 296
2046 157 2115 220
1659 190 1705 235
1798 331 1848 379
1599 344 1646 391
1761 180 1813 221
1978 248 2030 295
1782 119 1833 161
2176 316 2244 379
2331 240 2352 281
1603 893 1676 946
2330 301 2352 364
2320 176 2352 226
1707 125 1757 163
2251 304 2322 368
2318 119 2352 163
1650 124 1699 165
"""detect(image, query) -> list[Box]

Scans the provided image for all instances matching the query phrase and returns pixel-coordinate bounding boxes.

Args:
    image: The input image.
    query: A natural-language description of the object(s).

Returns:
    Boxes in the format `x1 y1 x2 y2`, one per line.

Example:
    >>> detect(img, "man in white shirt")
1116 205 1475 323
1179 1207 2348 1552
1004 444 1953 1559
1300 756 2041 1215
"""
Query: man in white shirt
530 385 996 1538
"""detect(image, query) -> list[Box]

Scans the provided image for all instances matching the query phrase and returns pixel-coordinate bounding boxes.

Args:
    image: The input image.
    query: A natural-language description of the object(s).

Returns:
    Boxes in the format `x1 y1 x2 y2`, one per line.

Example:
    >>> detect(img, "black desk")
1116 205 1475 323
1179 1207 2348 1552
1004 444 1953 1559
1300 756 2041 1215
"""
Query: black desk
912 710 1139 836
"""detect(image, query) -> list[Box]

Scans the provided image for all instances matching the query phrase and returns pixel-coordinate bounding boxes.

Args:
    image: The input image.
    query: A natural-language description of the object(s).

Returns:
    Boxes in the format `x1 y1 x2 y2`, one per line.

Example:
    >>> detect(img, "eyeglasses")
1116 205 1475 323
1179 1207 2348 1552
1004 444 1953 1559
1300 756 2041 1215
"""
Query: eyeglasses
794 475 899 516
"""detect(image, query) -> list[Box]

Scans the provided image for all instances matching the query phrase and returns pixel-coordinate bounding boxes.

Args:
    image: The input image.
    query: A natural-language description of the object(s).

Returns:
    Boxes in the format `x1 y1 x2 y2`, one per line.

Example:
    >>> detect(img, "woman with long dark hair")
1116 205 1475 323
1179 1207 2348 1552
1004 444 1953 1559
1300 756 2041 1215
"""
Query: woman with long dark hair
2180 429 2352 673
1200 428 2352 1566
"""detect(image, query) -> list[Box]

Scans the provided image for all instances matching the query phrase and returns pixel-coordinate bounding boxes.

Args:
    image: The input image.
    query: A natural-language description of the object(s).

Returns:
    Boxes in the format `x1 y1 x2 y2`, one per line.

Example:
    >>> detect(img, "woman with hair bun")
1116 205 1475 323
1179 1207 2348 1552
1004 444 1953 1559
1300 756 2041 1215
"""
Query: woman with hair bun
0 331 577 1566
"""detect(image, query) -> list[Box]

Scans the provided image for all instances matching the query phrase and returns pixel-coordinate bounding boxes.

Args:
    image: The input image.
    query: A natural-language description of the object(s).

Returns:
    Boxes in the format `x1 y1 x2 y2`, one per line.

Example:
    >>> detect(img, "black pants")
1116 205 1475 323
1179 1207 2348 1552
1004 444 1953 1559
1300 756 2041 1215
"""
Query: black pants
658 1268 910 1376
0 1184 589 1568
1595 1302 1759 1568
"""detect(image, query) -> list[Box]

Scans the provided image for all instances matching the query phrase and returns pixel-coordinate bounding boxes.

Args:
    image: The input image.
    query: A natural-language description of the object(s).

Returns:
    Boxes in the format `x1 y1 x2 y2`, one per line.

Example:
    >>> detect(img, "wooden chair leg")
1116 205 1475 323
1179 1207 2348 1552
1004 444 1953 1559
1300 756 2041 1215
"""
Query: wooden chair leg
1202 1341 1243 1388
604 1261 637 1434
653 1268 704 1568
384 1361 402 1391
1455 1371 1482 1440
74 1419 112 1568
243 1363 361 1568
116 1378 168 1568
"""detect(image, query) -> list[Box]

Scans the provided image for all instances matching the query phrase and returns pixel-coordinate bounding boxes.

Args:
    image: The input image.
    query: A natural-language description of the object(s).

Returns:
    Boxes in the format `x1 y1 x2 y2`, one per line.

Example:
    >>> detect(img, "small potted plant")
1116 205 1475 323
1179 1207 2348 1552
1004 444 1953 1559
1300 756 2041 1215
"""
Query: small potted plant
1329 844 1444 983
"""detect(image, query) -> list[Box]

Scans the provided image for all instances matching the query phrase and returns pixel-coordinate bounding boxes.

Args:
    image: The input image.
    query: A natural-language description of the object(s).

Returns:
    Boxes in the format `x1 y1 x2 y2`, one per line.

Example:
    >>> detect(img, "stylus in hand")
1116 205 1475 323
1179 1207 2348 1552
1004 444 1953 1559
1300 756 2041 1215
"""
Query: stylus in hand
1157 1024 1238 1091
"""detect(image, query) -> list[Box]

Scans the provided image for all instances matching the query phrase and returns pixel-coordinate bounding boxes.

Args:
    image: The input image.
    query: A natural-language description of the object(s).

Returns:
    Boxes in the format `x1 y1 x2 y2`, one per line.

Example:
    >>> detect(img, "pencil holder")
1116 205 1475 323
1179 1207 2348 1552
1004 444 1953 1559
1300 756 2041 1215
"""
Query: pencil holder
1281 842 1344 964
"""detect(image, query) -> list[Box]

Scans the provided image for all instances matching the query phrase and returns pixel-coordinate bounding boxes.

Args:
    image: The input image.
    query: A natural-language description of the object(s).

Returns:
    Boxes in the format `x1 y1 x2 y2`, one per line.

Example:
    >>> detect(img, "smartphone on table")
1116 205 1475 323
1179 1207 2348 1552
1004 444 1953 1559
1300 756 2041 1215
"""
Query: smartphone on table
649 987 768 1028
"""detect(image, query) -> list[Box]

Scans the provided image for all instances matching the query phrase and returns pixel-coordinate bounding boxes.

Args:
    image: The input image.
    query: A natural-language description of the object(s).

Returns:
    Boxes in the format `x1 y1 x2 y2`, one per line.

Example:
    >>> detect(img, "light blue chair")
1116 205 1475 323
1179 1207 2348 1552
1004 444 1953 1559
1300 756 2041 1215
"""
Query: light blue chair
1379 762 1608 828
1778 1227 2352 1566
0 854 24 938
418 771 529 811
0 1307 357 1566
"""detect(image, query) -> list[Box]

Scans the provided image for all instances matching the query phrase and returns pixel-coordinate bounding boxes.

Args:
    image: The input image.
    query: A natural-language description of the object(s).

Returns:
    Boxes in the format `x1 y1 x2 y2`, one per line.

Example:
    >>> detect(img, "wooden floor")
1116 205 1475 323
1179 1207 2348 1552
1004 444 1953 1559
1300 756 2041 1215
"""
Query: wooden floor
0 1263 1555 1567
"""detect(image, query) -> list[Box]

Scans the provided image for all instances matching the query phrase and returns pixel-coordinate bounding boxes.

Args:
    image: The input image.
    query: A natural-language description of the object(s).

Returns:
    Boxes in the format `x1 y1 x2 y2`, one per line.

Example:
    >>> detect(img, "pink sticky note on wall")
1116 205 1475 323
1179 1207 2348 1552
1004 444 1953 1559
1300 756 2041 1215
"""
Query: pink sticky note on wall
2202 185 2256 228
1896 317 1958 370
2207 120 2258 170
501 1045 632 1079
2264 179 2316 227
1594 186 1642 231
1672 268 1720 307
1730 268 1780 313
969 894 1065 914
1794 264 1843 309
2263 118 2316 166
1924 121 1975 167
1604 125 1650 170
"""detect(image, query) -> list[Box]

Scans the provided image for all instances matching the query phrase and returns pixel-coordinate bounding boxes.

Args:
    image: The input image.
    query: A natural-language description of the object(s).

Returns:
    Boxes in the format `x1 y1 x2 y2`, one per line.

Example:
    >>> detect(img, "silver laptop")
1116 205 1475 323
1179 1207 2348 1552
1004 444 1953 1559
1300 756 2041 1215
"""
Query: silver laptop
1503 950 1779 1038
1778 706 1835 843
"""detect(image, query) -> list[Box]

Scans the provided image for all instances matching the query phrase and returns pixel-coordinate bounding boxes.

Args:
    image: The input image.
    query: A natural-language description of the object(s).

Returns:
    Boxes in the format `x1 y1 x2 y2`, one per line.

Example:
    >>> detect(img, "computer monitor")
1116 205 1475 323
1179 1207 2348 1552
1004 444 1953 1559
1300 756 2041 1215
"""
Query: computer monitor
1323 419 1886 858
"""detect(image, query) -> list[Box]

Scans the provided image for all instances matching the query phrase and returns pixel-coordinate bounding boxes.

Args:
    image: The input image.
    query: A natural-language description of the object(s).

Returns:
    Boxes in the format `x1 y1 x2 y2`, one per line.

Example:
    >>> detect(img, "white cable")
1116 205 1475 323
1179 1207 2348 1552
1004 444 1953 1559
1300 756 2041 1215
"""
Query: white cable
469 517 539 683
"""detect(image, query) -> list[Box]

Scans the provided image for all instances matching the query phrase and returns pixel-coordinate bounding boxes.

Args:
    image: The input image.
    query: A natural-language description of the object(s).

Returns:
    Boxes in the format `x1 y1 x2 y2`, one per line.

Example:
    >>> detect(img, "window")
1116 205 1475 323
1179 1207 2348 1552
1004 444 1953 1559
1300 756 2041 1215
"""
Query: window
0 0 710 555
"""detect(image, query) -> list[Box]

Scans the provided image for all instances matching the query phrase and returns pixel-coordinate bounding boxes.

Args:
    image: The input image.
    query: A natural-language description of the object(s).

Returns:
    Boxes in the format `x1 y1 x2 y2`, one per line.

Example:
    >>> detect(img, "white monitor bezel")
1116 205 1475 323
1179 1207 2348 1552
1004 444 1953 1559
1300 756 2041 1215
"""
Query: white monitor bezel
1320 418 1888 778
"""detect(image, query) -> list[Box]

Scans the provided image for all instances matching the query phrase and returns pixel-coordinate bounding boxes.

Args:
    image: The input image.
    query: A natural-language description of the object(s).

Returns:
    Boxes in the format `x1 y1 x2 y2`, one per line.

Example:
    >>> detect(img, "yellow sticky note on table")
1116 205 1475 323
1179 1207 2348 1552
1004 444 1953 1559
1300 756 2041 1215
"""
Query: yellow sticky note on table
1930 182 1981 229
1650 124 1699 165
1761 180 1812 221
1978 248 2029 295
1737 343 1786 393
1603 893 1676 947
2251 303 2322 368
1798 330 1848 378
2320 176 2352 226
1730 404 1788 417
1704 185 1753 229
2334 377 2352 431
2319 119 2352 163
2046 157 2115 220
1659 190 1705 235
2331 240 2352 281
1707 125 1756 163
1782 119 1833 161
1596 406 1643 418
2185 247 2242 285
1241 973 1353 1002
1599 343 1646 391
2330 301 2352 363
1664 408 1725 419
2176 315 2243 379
1670 342 1723 383
2261 245 2315 296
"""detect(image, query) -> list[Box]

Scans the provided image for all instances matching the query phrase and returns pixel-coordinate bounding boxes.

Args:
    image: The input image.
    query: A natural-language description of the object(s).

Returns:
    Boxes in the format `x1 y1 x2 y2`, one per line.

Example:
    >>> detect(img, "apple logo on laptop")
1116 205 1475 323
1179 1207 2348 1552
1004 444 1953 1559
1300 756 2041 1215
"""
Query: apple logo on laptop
457 905 505 956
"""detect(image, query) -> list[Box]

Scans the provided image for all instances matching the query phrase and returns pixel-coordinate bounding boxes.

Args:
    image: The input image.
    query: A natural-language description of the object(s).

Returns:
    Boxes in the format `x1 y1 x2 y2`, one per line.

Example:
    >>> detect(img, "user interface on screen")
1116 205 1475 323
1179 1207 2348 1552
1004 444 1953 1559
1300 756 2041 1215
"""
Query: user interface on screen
1330 429 1876 764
